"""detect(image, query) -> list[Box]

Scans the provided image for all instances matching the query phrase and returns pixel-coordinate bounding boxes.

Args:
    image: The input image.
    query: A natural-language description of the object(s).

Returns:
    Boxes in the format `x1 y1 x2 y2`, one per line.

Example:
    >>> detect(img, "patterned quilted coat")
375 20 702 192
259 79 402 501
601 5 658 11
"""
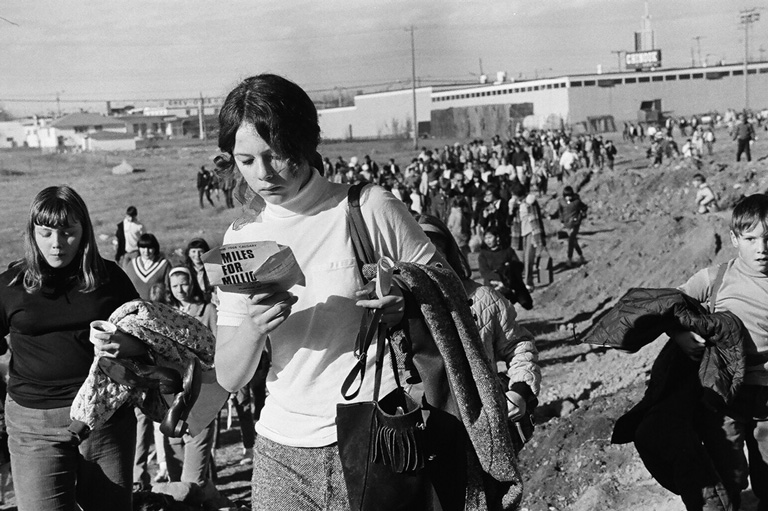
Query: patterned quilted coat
69 300 216 434
463 279 540 396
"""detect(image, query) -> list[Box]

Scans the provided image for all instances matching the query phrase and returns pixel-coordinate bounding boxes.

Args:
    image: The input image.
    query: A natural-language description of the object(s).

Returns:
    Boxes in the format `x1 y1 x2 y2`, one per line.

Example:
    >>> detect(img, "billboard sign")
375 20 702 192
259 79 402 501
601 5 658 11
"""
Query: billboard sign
626 50 662 70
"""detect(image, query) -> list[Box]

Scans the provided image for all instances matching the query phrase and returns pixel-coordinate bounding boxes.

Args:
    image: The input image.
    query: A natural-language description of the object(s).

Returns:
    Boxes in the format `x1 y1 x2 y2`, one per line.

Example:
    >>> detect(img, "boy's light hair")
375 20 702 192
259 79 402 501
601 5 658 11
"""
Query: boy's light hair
731 194 768 236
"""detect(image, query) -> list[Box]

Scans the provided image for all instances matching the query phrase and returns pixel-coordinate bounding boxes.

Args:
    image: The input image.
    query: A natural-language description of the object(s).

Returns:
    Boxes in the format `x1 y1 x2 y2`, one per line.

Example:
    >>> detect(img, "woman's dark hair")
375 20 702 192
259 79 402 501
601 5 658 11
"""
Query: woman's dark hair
414 214 471 281
216 74 320 204
483 184 499 199
184 237 210 267
137 233 160 253
167 266 206 308
20 185 107 293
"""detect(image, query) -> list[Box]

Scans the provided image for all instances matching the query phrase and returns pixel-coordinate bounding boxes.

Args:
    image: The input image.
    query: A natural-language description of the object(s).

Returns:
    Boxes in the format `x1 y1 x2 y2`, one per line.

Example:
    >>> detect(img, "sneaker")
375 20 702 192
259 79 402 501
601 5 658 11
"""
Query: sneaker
239 447 253 465
578 256 587 265
153 463 169 483
565 259 573 268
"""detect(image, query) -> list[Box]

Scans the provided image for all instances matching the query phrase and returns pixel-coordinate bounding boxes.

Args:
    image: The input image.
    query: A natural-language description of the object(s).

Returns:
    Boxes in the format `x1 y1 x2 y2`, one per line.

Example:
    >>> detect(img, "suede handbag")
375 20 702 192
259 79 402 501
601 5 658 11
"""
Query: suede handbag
336 183 431 510
337 311 429 510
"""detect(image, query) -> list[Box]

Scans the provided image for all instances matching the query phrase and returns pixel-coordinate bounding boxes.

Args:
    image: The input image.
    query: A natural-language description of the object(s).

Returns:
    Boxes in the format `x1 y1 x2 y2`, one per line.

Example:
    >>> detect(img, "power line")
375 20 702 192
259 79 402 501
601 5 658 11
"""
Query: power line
0 15 19 26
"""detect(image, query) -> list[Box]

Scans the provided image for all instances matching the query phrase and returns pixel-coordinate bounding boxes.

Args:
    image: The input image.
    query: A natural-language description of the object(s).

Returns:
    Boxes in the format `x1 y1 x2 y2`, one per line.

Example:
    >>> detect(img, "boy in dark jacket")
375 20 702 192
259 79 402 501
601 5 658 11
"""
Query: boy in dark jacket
665 194 768 510
556 186 588 267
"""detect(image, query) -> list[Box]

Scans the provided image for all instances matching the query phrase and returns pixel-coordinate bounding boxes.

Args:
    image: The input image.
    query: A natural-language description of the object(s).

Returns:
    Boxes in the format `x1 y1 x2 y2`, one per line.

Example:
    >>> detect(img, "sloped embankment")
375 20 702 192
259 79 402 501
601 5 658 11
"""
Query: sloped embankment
517 159 749 510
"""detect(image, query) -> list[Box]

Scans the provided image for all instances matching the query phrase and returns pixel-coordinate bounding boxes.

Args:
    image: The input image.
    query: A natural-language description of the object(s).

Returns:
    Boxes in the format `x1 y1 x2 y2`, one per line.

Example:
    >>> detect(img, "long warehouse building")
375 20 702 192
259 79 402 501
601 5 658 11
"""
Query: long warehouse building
318 61 768 140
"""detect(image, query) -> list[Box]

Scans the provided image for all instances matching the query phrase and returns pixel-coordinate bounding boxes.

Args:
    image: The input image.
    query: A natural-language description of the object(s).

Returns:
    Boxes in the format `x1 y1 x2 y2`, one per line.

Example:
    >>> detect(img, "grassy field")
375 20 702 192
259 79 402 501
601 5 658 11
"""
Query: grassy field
0 138 445 267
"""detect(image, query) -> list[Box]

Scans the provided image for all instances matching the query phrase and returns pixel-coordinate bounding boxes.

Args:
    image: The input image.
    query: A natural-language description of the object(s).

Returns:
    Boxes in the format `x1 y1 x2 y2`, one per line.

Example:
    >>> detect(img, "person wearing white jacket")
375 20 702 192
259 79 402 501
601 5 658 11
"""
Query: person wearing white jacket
416 214 541 421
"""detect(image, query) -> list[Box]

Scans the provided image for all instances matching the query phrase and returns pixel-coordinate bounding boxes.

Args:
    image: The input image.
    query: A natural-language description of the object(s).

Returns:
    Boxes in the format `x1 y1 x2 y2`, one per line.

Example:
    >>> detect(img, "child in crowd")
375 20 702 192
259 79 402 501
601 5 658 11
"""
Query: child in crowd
555 186 588 267
446 195 472 256
477 226 533 309
692 174 719 214
164 267 217 491
416 214 540 447
509 187 547 290
478 227 522 295
658 194 768 509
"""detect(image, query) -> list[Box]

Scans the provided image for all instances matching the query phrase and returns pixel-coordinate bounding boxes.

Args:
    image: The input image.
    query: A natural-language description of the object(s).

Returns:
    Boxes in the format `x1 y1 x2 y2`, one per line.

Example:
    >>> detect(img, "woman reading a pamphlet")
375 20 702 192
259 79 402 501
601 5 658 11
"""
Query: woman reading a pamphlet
212 74 440 510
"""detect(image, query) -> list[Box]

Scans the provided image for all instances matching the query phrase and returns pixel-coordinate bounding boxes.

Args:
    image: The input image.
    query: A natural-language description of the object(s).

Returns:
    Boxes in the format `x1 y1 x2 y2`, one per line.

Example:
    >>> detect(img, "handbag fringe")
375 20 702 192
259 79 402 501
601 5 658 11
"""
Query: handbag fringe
372 412 426 473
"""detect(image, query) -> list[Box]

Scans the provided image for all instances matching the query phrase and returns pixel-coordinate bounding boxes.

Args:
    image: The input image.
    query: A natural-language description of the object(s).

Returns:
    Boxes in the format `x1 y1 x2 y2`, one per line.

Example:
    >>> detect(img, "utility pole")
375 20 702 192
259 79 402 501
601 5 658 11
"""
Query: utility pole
693 36 703 66
56 91 62 118
479 58 484 77
740 8 760 109
198 93 206 141
611 50 623 72
409 25 418 149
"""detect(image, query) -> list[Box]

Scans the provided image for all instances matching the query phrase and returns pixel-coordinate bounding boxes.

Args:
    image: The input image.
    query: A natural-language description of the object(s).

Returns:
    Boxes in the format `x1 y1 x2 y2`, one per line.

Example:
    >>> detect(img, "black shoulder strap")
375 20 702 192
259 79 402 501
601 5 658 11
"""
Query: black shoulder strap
340 182 378 400
347 183 376 272
708 262 728 313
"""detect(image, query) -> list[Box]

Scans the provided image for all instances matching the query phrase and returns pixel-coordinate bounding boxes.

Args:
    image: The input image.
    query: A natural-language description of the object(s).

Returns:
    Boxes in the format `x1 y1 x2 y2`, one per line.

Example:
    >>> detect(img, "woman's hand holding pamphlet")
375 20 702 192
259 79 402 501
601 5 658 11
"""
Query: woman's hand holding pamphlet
202 241 305 294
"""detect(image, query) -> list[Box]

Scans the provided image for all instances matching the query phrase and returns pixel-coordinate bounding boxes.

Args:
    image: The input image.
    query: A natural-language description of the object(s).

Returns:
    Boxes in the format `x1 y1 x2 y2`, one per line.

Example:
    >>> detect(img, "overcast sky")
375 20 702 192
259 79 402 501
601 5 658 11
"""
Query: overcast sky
1 0 765 116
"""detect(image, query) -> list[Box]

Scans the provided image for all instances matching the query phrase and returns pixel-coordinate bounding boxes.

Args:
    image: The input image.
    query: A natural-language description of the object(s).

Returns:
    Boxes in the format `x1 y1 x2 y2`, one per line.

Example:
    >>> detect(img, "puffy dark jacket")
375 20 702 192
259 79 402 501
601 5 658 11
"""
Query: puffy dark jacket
557 195 587 228
583 288 748 443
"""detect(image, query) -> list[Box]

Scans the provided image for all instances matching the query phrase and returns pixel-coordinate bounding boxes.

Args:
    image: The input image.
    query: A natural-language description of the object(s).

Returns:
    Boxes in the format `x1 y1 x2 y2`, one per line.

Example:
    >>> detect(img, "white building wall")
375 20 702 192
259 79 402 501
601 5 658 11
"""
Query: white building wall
318 88 432 140
318 107 356 140
432 80 571 130
352 88 432 138
38 127 59 150
316 63 768 141
0 121 26 148
567 63 768 125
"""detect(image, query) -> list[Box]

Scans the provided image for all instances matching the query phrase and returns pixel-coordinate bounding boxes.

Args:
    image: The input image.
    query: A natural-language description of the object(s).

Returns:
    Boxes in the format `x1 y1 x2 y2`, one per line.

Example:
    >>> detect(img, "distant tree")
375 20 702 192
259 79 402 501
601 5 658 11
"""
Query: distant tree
404 118 413 139
0 106 15 121
391 118 401 137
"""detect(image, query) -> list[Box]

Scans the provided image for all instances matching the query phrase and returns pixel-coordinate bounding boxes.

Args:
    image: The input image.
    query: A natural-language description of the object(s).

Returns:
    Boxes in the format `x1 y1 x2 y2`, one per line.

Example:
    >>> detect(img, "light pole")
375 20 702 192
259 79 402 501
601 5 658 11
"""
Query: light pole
408 25 418 149
611 50 624 72
739 8 761 109
693 36 704 66
55 91 65 118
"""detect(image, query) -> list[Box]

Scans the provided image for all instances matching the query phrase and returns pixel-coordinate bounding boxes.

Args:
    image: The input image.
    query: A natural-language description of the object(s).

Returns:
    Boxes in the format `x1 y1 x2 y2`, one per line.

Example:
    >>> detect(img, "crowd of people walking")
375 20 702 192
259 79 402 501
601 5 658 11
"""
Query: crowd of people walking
1 71 768 511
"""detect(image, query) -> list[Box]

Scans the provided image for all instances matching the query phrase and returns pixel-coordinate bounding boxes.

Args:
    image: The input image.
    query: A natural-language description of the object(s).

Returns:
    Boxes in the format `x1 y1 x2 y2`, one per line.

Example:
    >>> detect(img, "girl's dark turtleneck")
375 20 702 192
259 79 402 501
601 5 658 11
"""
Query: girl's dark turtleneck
40 260 82 297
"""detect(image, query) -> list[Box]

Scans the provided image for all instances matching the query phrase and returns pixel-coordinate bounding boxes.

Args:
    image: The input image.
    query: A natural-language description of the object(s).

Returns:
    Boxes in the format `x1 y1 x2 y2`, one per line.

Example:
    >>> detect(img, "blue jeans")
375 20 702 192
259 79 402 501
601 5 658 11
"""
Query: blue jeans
701 385 768 510
6 396 136 511
165 419 216 486
133 407 153 489
566 224 583 260
522 234 537 287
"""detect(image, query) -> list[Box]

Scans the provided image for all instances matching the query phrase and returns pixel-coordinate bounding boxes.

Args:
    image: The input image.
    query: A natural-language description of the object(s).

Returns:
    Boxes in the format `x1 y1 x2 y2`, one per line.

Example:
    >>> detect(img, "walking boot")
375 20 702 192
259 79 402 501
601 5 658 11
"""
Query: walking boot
160 358 202 438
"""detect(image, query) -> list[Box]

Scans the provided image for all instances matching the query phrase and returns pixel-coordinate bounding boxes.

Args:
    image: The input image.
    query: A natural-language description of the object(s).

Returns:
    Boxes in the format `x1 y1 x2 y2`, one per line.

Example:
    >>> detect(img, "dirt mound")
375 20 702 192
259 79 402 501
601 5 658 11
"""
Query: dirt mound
517 135 768 511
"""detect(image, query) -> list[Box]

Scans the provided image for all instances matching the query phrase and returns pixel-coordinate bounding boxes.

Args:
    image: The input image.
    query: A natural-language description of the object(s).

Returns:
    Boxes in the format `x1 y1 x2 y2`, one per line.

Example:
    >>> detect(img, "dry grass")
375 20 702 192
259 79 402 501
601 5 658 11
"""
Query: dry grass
0 138 458 267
